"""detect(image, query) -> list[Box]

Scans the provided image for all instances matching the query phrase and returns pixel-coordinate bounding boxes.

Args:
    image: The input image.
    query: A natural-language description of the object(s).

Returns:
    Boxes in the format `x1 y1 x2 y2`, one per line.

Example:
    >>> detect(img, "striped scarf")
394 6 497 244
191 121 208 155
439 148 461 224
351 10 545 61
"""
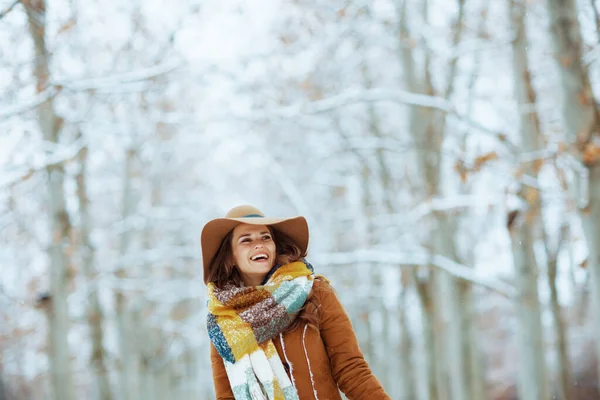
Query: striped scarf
207 260 315 400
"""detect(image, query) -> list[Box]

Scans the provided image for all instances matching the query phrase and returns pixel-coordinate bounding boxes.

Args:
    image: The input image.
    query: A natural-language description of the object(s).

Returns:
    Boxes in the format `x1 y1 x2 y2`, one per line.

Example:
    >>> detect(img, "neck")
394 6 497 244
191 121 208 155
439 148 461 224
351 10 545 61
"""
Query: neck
242 275 266 287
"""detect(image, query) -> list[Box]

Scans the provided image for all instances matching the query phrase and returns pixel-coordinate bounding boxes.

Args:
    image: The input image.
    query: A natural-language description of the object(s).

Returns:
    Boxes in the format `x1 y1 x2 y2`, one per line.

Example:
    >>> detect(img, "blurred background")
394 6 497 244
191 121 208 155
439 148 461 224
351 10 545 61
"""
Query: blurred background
2 0 600 399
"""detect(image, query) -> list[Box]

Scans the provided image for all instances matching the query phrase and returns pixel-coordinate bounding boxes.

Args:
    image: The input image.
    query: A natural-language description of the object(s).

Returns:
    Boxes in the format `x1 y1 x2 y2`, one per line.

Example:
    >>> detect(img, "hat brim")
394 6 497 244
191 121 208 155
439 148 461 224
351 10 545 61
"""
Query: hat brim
201 216 309 283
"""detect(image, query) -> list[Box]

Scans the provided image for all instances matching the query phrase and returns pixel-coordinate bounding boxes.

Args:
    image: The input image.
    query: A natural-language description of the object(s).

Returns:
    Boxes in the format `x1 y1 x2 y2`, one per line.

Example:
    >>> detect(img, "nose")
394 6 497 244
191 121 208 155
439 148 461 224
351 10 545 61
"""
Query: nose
254 243 263 249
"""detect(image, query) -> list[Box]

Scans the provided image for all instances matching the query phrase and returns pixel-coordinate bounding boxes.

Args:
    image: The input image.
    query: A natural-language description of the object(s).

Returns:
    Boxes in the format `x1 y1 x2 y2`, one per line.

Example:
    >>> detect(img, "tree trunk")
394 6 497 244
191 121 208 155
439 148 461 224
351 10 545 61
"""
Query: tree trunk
360 57 397 388
76 136 112 400
460 279 486 400
0 362 5 400
396 2 439 398
510 224 548 400
116 148 141 400
395 0 464 397
582 163 600 373
436 2 487 398
462 14 490 398
398 272 416 400
414 272 439 400
431 272 450 400
545 225 574 400
400 0 476 397
546 0 600 385
508 1 550 398
23 2 75 399
435 214 474 400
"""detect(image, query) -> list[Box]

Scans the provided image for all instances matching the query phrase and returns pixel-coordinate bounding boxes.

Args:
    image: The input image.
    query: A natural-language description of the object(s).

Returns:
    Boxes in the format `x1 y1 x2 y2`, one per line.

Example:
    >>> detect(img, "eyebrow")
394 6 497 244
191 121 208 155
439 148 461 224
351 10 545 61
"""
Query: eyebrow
237 231 271 239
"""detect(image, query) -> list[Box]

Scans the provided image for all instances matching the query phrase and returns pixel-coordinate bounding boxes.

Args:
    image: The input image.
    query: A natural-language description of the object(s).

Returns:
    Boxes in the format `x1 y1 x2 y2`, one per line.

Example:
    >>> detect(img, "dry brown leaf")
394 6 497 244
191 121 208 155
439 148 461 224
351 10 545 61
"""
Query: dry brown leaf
524 188 539 205
532 158 544 175
582 142 600 166
473 151 499 171
454 161 468 183
58 18 77 34
557 141 568 153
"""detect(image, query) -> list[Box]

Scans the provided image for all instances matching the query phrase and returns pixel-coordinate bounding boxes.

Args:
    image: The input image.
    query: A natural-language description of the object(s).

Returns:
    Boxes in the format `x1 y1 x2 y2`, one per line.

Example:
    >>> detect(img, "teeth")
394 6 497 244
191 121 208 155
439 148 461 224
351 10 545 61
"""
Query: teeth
251 254 268 261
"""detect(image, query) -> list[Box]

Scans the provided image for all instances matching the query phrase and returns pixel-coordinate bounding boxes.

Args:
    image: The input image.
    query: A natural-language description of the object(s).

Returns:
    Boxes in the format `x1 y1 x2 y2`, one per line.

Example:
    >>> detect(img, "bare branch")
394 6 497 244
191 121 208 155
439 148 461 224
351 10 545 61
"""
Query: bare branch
251 88 448 118
249 88 515 149
53 59 184 91
0 86 59 120
0 0 20 20
0 137 87 188
0 61 183 121
313 249 516 298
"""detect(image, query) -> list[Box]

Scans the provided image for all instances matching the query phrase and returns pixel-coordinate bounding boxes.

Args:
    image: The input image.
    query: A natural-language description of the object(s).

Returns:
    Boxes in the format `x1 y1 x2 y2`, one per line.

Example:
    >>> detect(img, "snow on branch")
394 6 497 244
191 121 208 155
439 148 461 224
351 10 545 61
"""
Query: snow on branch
252 88 514 149
1 61 183 120
0 86 59 120
313 249 515 298
265 88 450 116
0 0 20 20
0 137 87 188
110 246 200 272
52 59 184 91
404 194 502 222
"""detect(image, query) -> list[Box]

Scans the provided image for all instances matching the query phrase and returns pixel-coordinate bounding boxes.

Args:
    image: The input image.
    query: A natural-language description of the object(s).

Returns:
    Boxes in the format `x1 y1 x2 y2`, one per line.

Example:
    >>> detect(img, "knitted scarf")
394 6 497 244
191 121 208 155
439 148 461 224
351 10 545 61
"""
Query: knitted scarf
207 260 315 400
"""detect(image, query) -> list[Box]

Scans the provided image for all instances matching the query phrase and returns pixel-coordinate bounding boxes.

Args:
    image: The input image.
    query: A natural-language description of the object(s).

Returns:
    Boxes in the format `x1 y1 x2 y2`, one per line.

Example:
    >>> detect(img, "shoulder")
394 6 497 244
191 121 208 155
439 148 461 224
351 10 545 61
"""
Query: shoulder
310 276 351 326
311 275 337 304
312 275 334 292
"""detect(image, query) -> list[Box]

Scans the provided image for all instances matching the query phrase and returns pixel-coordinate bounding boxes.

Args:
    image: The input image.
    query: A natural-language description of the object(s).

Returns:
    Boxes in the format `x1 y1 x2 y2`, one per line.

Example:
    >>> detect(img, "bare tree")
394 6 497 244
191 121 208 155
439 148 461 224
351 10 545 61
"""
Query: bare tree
22 1 75 399
544 224 573 400
397 272 416 400
395 0 484 398
507 0 550 398
116 146 141 400
75 132 112 400
545 0 600 386
395 1 441 397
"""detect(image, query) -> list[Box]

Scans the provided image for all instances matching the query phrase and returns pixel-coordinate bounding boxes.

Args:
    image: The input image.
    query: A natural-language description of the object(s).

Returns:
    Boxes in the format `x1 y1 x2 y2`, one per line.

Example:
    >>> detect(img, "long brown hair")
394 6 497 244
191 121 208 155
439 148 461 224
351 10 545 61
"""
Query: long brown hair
205 225 321 330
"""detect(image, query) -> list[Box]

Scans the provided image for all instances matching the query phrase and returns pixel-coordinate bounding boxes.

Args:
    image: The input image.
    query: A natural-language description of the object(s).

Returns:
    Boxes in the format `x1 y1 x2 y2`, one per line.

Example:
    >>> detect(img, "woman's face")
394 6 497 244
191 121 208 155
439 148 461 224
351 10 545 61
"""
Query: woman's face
231 224 276 286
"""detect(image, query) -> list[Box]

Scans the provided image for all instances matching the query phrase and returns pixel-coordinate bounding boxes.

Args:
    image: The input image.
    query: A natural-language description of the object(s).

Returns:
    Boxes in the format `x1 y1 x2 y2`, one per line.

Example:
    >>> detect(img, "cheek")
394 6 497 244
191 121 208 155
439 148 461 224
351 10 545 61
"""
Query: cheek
232 247 245 265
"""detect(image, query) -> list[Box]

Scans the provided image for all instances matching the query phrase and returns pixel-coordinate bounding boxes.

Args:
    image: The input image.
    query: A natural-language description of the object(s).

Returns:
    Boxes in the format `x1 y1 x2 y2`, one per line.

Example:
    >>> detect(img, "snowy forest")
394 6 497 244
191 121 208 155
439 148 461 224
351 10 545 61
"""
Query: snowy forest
2 0 600 399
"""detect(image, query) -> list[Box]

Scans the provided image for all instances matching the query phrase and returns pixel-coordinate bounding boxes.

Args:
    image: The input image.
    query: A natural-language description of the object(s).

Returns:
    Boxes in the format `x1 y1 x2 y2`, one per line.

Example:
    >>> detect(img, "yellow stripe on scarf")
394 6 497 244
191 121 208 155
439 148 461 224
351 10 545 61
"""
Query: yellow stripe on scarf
208 286 260 360
267 261 314 285
218 317 259 360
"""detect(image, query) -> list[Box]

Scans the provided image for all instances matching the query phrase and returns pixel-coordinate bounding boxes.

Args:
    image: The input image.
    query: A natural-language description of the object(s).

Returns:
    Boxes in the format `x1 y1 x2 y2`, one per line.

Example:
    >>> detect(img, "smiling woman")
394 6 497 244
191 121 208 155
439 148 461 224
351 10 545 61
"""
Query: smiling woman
201 205 390 400
230 224 277 286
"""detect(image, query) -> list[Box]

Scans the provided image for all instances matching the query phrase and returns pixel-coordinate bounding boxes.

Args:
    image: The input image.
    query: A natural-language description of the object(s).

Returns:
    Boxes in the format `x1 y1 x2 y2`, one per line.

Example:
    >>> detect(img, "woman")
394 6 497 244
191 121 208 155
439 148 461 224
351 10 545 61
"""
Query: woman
201 205 390 400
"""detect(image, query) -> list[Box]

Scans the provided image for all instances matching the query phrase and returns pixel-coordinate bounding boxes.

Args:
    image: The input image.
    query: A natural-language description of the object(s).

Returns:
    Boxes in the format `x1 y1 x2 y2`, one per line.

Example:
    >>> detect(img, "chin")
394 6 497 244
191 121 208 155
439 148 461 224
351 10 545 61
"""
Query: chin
262 264 275 272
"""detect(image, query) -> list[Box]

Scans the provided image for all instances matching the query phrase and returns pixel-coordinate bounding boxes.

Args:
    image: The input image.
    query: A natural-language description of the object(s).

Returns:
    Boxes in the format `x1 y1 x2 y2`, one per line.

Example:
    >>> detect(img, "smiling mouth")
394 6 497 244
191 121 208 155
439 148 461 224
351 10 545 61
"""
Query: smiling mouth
250 253 269 261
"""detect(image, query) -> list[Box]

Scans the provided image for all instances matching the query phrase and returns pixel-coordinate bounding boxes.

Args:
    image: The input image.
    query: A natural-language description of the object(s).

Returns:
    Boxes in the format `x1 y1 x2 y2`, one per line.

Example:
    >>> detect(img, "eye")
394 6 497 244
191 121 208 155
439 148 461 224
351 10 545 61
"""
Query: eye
262 235 272 241
240 238 251 243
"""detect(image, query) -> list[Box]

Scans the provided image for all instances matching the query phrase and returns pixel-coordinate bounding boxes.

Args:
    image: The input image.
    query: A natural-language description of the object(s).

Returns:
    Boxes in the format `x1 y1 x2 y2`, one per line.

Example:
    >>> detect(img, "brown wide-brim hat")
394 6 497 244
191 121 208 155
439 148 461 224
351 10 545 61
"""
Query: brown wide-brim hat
200 205 309 283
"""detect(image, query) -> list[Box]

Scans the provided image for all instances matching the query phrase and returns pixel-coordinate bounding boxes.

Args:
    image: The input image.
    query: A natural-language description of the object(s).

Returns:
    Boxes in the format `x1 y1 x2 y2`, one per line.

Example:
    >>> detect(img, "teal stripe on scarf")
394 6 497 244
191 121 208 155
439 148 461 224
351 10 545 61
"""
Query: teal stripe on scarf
272 280 309 315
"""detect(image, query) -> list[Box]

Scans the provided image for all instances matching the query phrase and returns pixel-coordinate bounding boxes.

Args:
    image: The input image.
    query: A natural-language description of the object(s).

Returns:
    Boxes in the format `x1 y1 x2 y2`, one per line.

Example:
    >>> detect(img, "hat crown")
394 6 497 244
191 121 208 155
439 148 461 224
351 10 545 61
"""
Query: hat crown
225 205 265 219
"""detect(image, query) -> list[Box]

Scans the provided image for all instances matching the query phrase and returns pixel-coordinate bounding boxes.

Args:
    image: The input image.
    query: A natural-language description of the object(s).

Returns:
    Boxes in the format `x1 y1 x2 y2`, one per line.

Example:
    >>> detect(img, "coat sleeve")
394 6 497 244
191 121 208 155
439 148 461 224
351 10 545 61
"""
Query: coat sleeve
210 343 235 400
317 280 391 400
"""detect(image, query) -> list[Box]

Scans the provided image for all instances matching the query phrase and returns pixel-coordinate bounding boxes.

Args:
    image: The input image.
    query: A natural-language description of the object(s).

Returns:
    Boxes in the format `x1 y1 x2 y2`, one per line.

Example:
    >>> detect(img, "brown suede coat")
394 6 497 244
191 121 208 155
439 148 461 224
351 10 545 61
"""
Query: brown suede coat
210 279 390 400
